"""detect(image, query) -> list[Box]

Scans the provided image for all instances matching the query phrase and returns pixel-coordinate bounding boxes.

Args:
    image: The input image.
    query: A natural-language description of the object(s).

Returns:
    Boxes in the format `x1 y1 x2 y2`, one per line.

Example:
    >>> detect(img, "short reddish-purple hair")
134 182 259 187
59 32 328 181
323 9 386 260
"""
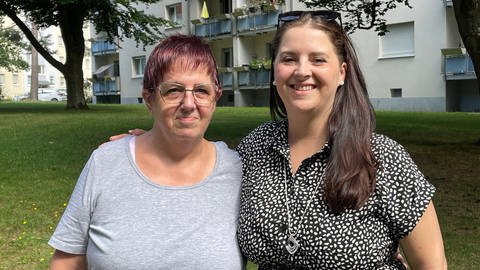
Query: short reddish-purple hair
143 35 220 92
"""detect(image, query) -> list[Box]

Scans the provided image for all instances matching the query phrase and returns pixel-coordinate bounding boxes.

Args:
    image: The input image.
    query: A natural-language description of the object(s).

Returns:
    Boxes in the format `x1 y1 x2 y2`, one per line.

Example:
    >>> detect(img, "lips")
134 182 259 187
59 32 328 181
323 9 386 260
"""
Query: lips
177 115 198 121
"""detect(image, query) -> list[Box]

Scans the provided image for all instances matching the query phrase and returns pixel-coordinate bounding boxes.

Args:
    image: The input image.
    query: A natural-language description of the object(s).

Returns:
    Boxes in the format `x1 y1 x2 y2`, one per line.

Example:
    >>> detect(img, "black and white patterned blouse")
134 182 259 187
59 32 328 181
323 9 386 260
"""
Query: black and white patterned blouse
236 119 435 270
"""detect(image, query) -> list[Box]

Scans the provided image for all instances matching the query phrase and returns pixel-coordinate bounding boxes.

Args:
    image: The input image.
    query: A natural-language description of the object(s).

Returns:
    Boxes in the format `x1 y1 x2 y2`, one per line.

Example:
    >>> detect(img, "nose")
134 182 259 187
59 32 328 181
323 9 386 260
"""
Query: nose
180 90 196 109
294 59 312 79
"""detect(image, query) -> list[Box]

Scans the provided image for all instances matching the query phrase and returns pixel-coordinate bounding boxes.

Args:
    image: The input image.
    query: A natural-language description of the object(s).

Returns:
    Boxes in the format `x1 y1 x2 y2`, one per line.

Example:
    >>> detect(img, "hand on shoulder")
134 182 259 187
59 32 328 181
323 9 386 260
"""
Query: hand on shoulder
109 129 146 141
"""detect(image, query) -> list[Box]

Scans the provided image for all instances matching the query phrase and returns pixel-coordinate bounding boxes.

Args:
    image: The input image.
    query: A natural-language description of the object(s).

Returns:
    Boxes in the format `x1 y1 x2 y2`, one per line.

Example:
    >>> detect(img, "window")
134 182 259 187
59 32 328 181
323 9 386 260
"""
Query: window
38 65 45 74
132 56 146 77
0 74 4 85
50 76 54 84
13 74 19 85
266 43 273 58
167 3 183 26
222 0 231 14
114 61 120 77
222 48 233 67
60 76 65 87
380 22 414 58
390 88 402 98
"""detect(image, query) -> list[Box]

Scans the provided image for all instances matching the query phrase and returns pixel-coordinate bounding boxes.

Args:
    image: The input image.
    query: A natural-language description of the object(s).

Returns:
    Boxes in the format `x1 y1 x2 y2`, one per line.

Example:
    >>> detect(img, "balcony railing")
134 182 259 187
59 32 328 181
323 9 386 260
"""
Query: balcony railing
194 19 232 38
444 54 476 80
238 68 271 88
91 41 117 55
237 11 279 32
219 70 233 88
93 80 119 95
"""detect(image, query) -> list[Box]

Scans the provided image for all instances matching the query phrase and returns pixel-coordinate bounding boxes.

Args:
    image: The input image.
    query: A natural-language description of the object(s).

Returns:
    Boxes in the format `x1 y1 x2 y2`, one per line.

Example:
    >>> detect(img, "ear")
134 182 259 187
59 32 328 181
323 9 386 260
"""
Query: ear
142 89 154 113
339 62 347 82
216 89 223 101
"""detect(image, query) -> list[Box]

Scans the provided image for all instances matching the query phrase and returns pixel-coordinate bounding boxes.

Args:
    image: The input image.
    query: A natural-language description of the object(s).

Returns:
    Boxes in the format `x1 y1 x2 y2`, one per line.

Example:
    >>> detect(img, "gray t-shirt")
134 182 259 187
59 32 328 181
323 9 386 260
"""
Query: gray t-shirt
49 137 244 270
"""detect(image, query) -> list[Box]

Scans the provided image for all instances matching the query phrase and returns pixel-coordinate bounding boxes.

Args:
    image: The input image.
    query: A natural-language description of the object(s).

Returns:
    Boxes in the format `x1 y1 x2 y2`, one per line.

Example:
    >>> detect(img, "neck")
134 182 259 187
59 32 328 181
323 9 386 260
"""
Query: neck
143 130 207 161
287 111 329 174
135 130 215 186
287 110 329 147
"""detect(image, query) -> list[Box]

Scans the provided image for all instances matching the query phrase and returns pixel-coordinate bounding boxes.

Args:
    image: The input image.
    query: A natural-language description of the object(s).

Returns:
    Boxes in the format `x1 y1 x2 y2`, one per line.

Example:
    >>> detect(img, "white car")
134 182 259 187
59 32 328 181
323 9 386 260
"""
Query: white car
13 93 29 101
38 89 67 101
13 89 67 102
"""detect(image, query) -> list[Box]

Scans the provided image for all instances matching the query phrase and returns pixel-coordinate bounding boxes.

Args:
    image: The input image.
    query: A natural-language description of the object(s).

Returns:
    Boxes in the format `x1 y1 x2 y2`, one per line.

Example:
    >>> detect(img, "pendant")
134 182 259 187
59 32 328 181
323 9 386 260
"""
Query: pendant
285 234 300 255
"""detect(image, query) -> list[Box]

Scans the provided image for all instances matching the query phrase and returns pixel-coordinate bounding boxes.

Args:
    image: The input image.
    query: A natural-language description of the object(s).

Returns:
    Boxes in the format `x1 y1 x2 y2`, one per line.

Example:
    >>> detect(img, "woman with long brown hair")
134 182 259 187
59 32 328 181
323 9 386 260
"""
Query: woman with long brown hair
236 10 446 269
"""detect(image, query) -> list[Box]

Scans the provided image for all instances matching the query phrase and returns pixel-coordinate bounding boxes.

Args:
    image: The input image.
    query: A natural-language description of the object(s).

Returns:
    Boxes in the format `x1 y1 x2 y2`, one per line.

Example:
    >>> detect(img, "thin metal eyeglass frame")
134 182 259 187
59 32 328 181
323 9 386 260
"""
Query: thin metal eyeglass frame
276 10 343 29
156 82 219 105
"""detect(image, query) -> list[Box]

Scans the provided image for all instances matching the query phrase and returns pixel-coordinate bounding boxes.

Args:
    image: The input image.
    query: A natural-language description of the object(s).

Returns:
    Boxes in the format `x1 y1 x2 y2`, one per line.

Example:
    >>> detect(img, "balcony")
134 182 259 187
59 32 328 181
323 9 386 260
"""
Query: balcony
193 18 232 39
442 48 476 80
237 10 280 34
93 80 119 95
91 41 117 55
237 67 271 89
218 68 233 88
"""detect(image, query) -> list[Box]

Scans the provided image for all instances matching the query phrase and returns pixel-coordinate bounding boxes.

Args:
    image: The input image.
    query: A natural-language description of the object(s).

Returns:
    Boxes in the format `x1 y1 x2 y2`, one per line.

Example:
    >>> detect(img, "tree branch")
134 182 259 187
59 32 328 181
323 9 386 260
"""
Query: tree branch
0 0 65 73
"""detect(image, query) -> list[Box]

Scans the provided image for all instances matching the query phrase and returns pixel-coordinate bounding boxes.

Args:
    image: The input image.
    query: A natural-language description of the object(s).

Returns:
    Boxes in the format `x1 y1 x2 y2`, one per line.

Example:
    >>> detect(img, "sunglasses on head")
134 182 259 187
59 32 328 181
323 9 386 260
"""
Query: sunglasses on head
277 10 343 29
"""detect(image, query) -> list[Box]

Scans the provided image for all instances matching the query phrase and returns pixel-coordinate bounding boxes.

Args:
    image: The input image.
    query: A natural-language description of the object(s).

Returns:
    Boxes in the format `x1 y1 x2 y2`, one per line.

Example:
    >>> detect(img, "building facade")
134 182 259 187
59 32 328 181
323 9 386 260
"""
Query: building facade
91 0 479 112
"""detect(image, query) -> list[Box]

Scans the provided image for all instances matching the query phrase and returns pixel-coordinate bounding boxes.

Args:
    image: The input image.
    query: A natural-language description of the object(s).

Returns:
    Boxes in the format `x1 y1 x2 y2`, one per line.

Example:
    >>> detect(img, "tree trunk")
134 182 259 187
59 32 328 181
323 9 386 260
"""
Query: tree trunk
29 23 38 100
452 0 480 94
58 6 88 109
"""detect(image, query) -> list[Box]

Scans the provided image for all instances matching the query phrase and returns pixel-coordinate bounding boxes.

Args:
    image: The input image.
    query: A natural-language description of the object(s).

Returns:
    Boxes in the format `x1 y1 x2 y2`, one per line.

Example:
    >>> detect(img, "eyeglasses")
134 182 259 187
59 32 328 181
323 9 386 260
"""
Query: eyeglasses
156 82 219 105
277 10 342 29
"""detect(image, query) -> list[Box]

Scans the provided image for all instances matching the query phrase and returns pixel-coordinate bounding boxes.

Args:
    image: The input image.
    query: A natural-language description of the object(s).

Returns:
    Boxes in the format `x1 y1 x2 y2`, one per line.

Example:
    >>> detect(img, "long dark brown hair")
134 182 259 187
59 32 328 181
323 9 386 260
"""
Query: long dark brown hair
270 12 377 213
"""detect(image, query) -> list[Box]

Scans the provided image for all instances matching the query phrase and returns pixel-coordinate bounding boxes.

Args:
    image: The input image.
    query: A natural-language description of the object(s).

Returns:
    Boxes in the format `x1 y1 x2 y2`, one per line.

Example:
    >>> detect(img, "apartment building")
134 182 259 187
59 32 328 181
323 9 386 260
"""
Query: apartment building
0 18 92 100
91 0 479 112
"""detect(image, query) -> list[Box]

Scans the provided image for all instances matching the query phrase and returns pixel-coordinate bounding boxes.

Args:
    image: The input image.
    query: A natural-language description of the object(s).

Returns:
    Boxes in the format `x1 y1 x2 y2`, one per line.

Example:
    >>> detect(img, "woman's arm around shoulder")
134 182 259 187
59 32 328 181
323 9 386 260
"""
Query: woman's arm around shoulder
50 250 86 270
400 201 447 270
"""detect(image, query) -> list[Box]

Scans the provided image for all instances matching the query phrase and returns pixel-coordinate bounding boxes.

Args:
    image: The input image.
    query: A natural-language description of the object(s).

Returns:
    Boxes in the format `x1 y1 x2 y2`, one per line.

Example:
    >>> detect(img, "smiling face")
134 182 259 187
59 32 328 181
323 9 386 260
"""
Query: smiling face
144 62 218 141
274 25 346 117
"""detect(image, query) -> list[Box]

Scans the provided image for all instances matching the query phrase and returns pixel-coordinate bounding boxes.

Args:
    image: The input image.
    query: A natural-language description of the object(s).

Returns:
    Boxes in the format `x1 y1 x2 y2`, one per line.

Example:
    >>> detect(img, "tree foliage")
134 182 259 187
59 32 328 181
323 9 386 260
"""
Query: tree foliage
300 0 412 35
0 18 29 72
0 0 171 109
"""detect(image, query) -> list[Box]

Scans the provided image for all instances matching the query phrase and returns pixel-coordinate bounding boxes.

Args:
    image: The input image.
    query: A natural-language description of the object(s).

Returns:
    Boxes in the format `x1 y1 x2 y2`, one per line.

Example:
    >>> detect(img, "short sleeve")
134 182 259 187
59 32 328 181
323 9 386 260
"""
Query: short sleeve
48 154 96 254
374 135 435 239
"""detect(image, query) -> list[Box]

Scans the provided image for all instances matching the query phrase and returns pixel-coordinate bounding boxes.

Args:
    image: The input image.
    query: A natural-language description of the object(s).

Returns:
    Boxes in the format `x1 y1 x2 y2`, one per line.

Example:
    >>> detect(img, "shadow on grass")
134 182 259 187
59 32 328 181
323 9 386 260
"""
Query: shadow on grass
0 102 144 114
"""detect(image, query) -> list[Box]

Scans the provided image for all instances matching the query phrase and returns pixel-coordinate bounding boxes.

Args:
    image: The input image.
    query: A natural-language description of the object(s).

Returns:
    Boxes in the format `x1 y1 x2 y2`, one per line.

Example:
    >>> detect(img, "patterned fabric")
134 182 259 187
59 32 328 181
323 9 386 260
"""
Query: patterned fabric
236 120 435 269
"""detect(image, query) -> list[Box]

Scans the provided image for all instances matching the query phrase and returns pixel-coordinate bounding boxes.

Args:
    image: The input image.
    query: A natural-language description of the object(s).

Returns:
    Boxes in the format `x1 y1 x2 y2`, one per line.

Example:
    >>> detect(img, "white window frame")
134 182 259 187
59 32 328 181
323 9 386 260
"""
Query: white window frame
12 74 19 85
379 22 415 59
166 3 183 27
132 56 146 78
0 74 5 85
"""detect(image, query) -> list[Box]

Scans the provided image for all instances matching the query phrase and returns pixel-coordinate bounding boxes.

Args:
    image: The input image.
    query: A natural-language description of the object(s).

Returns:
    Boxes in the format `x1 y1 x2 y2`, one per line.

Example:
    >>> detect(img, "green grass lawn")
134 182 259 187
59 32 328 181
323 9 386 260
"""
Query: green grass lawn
0 102 479 269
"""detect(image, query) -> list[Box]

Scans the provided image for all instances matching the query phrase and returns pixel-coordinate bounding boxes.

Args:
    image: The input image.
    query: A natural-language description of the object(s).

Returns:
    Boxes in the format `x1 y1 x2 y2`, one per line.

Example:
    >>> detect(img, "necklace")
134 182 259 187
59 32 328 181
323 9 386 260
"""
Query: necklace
283 161 326 255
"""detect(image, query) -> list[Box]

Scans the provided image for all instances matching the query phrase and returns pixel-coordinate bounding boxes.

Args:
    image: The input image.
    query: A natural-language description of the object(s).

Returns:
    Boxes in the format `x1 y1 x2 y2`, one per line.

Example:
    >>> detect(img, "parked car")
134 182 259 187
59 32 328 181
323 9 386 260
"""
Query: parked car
13 89 67 102
38 88 67 101
13 92 29 101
